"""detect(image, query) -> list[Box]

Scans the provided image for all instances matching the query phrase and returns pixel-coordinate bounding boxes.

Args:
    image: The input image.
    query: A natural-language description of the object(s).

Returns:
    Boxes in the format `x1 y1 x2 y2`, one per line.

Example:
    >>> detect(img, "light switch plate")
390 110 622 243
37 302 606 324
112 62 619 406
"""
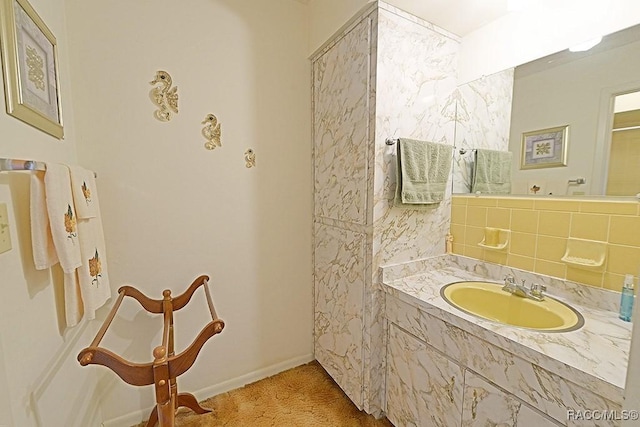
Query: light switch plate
0 203 12 254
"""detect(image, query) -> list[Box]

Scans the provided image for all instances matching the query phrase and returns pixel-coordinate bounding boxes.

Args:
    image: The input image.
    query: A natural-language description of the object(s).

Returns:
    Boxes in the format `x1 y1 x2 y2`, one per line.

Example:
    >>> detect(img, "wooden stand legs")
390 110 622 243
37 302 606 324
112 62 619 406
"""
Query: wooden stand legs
145 289 214 426
77 276 225 427
146 393 211 427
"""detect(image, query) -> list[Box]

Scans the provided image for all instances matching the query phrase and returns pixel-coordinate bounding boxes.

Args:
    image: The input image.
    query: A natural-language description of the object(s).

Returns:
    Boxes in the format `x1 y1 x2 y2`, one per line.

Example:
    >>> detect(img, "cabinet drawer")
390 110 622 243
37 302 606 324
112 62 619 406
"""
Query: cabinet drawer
463 370 561 426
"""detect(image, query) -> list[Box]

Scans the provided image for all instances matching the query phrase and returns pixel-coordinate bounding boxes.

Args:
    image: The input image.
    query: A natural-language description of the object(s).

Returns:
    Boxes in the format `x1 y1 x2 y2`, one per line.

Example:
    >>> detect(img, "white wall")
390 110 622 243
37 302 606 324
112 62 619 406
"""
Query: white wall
0 0 103 425
308 0 370 53
64 0 312 423
459 0 640 84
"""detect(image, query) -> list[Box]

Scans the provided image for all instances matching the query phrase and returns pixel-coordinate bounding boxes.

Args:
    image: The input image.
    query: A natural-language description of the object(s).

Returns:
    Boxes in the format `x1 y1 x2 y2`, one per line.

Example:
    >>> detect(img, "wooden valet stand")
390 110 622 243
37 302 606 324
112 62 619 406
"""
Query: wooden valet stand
77 275 225 427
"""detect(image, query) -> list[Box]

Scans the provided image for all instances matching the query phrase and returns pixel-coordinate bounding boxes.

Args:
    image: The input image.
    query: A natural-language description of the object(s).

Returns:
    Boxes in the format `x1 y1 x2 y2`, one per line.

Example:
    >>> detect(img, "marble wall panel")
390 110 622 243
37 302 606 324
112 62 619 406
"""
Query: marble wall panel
372 9 460 265
380 253 451 283
452 69 515 193
363 6 461 414
314 223 366 407
312 9 377 411
313 18 371 225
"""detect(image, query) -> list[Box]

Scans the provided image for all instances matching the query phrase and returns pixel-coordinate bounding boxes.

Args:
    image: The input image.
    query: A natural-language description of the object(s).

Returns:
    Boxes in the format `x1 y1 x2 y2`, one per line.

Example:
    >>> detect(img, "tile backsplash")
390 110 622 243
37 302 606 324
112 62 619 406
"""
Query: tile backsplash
451 195 640 292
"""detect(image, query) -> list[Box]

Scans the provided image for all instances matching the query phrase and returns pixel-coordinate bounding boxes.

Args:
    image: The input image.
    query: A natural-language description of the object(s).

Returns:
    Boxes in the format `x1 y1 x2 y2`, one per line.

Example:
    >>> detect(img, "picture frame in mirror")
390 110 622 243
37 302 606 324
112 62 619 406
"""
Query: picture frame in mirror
520 125 568 170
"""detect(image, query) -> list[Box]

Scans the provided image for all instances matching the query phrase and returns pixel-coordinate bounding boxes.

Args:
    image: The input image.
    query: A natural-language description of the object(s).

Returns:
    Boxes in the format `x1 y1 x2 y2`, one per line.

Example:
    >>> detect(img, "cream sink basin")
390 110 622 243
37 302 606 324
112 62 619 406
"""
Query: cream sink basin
440 281 584 332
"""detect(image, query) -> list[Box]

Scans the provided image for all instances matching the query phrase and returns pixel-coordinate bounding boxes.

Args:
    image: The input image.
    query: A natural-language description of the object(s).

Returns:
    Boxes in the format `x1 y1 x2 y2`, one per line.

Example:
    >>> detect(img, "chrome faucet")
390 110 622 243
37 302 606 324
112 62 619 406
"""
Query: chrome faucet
528 283 547 301
502 275 528 297
502 275 546 301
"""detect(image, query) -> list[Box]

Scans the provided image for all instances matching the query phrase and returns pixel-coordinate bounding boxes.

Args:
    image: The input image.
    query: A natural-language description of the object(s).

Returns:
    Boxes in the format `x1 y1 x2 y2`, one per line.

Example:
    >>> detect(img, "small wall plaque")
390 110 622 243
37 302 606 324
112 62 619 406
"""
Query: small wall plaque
149 70 178 122
202 114 221 150
244 149 256 168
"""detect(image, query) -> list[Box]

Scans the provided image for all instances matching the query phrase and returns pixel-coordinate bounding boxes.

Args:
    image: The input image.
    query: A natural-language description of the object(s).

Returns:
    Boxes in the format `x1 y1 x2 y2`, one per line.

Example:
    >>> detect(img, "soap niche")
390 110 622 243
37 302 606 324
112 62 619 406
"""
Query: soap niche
478 227 510 251
560 238 607 270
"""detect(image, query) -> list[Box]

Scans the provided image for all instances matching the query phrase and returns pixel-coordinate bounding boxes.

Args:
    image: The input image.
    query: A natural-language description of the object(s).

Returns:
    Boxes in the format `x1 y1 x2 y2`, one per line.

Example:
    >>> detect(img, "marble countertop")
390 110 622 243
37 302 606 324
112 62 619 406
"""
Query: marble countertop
381 256 632 404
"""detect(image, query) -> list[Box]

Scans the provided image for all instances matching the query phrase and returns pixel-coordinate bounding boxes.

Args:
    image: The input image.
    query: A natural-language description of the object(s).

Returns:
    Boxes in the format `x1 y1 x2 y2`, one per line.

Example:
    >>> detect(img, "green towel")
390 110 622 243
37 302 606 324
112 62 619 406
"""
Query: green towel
394 138 453 207
471 149 513 194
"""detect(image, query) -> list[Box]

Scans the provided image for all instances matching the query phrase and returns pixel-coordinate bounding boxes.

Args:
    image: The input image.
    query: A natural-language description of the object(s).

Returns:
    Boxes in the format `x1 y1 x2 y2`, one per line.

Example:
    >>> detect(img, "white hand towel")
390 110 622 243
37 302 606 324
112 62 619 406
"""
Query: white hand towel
69 167 97 219
30 171 59 270
70 166 111 319
44 163 82 274
43 163 84 327
64 272 83 327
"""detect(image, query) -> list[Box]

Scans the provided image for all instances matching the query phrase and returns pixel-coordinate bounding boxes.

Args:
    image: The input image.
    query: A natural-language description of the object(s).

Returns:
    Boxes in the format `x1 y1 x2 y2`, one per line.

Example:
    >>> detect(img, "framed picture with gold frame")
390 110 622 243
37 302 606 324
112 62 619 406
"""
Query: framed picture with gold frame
0 0 63 138
520 125 568 169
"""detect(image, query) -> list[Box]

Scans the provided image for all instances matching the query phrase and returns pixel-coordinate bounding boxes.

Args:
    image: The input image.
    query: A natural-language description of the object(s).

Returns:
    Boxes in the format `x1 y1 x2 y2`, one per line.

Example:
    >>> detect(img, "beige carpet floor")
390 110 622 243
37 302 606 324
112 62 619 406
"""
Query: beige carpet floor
135 360 393 426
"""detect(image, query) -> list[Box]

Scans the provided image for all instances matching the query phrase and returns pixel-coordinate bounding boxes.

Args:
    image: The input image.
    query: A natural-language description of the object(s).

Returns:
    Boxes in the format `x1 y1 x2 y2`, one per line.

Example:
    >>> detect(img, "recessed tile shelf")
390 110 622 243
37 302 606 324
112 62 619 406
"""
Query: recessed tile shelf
478 227 510 251
561 238 607 270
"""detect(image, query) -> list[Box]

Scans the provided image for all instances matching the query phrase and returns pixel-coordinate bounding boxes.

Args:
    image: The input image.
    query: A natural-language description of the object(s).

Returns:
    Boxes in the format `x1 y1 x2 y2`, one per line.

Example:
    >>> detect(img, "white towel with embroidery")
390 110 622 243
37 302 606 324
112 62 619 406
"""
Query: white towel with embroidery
44 163 83 327
69 166 111 320
30 171 59 270
69 167 97 219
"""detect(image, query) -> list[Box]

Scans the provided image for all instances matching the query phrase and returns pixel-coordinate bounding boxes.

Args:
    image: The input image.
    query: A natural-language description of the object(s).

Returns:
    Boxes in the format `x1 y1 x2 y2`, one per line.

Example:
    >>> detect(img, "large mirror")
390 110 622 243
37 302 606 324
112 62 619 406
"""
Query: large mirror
453 23 640 197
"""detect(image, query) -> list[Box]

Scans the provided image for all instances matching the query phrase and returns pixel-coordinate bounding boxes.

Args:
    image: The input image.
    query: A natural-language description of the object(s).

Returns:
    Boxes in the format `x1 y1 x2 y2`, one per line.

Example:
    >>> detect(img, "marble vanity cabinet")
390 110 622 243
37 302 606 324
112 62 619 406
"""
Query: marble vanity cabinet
387 323 558 426
382 255 631 427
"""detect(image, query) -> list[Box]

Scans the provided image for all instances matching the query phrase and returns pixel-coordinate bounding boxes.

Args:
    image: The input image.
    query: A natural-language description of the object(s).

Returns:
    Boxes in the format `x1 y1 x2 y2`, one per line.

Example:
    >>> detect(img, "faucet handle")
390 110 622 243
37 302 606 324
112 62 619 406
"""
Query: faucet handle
503 274 515 284
530 283 547 297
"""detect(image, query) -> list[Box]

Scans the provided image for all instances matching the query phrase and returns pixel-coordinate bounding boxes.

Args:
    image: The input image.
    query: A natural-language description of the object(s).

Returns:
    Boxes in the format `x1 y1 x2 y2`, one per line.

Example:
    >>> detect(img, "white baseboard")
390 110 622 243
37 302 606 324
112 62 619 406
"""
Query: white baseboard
101 353 315 427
